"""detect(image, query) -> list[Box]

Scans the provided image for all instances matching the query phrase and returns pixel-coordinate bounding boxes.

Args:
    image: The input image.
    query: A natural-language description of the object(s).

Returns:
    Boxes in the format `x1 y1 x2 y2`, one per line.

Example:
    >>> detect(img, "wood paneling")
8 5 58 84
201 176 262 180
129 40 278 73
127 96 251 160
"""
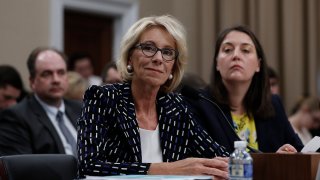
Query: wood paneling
64 9 113 76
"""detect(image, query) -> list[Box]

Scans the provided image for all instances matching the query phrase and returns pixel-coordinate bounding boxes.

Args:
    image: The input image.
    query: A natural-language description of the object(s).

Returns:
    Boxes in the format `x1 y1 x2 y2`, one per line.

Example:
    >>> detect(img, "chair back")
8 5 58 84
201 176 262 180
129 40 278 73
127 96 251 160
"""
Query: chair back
0 154 77 180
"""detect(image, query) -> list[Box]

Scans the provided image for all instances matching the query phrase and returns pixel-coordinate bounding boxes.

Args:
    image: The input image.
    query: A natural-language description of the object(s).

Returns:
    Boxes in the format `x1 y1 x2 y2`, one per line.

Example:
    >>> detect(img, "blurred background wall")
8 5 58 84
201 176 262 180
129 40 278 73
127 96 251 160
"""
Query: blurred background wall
0 0 319 112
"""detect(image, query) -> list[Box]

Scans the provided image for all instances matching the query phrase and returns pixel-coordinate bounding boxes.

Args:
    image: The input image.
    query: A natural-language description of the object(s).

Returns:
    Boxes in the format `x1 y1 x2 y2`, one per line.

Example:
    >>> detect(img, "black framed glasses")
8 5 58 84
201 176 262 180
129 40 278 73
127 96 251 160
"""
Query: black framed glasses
135 43 179 61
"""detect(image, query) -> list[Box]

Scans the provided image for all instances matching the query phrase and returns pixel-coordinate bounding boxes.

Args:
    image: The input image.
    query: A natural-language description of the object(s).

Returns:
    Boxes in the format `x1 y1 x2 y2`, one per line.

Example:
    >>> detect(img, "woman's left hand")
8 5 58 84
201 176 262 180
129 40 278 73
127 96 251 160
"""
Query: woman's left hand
276 144 297 153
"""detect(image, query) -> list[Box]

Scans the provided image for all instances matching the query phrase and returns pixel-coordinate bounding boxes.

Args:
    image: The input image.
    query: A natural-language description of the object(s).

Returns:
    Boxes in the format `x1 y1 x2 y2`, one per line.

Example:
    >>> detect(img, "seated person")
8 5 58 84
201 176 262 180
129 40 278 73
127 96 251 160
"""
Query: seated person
101 61 122 85
77 15 229 179
0 65 27 111
0 47 82 156
183 25 303 153
267 66 280 95
289 96 320 145
67 52 102 86
64 71 88 101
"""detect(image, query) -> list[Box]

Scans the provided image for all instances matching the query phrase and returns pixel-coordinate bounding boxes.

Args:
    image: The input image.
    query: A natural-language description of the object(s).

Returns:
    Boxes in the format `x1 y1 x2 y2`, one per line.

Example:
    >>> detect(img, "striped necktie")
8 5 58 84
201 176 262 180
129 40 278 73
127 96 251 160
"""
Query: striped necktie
56 111 77 155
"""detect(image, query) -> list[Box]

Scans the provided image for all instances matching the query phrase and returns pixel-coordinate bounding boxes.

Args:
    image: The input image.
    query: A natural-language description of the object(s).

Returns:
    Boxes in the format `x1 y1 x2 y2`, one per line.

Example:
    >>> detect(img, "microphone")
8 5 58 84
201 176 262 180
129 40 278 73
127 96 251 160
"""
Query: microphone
181 85 262 153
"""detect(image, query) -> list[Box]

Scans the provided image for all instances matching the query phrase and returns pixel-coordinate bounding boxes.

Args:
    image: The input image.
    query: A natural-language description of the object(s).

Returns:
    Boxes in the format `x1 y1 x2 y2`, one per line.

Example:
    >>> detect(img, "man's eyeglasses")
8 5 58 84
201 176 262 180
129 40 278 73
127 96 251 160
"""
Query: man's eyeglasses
134 43 179 62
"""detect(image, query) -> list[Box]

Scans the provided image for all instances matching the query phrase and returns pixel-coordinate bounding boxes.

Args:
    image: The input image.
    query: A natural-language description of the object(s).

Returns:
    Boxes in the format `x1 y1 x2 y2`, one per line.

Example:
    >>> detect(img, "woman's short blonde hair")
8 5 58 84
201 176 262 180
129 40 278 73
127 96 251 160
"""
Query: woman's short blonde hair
117 15 187 93
64 71 88 101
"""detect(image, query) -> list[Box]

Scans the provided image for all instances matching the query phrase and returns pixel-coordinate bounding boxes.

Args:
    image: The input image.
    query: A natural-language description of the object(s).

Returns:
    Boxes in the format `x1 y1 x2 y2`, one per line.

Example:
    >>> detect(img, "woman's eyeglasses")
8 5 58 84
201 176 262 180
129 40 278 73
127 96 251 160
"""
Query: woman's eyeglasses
134 43 178 62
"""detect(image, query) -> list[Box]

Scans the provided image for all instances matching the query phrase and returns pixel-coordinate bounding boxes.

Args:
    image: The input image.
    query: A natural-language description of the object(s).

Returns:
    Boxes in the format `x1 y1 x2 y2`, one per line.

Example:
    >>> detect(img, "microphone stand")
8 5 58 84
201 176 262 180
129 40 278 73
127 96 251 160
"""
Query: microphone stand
182 86 262 153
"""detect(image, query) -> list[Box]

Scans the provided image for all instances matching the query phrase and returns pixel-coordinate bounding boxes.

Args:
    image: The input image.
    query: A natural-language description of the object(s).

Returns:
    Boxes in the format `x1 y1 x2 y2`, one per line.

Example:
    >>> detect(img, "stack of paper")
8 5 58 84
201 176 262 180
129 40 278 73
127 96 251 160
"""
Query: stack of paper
301 136 320 153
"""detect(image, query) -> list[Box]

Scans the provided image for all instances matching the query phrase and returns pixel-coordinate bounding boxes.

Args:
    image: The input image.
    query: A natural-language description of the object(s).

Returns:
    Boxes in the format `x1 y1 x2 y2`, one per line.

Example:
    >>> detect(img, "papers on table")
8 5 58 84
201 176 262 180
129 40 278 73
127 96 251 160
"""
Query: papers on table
83 175 212 180
301 136 320 153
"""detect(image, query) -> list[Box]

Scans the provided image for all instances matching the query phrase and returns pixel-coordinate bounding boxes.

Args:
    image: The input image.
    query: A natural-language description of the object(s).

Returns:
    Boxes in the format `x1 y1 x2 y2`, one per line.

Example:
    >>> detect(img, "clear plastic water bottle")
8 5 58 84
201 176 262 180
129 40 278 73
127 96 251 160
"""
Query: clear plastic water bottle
229 141 253 180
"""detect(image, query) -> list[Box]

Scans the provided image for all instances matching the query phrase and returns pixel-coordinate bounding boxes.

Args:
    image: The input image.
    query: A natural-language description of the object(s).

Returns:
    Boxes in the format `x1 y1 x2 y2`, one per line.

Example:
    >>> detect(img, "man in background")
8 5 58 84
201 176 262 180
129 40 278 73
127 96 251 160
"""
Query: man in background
0 47 81 156
67 52 102 86
268 67 281 95
0 65 27 111
101 61 122 85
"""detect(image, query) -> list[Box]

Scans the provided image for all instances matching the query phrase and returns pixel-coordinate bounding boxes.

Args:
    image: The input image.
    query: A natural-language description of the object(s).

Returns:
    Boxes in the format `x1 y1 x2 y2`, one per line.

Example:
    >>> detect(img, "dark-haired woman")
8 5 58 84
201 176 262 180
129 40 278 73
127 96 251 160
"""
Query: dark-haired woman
184 25 303 153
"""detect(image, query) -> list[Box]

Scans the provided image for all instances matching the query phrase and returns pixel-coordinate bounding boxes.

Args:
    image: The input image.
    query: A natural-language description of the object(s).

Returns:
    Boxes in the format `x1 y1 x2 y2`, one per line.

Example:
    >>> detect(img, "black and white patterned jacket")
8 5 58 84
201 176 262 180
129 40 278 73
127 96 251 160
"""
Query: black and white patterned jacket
77 83 228 177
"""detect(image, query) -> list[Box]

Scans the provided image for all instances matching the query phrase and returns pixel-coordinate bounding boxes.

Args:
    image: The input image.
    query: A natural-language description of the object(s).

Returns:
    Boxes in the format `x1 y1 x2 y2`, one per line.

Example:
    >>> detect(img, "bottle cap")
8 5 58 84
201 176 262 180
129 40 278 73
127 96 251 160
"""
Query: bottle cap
234 141 247 148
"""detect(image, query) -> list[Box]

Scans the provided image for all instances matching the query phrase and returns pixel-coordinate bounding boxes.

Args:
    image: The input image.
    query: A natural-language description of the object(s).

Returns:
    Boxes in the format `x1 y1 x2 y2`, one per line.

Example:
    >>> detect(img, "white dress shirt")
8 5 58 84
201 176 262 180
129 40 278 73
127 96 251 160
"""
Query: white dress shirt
35 94 77 155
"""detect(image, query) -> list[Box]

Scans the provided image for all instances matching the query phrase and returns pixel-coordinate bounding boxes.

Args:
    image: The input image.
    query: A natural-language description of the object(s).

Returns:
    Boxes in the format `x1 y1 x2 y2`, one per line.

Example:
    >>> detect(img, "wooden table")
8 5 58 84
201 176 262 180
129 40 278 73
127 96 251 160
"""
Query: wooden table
251 153 320 180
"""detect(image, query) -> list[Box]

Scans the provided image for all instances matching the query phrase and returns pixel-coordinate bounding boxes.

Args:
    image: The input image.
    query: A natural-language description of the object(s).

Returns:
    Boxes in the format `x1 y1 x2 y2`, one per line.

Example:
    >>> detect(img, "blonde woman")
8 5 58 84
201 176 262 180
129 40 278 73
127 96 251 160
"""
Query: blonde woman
64 71 87 101
78 15 229 178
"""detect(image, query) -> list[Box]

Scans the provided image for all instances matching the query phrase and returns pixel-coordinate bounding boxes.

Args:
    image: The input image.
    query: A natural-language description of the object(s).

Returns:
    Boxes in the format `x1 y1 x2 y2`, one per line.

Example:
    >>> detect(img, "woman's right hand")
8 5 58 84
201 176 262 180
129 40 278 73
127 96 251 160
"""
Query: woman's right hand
148 157 229 179
276 144 297 153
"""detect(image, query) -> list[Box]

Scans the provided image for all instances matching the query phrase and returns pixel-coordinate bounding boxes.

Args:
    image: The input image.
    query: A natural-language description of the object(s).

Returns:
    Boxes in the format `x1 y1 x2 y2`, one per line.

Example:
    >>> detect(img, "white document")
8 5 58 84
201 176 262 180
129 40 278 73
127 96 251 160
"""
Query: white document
301 136 320 153
83 175 212 180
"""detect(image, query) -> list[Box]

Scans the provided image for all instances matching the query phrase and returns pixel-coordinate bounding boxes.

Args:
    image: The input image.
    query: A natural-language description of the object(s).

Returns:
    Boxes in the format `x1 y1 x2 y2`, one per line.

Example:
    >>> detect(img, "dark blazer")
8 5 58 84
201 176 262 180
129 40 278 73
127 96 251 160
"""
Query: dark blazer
184 89 304 153
0 94 82 155
78 83 229 177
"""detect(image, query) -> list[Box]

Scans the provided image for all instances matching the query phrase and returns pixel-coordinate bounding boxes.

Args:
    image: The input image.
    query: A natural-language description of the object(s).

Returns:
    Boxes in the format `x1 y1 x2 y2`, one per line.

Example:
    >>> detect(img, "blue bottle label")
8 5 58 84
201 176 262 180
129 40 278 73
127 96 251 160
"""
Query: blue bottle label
244 164 253 177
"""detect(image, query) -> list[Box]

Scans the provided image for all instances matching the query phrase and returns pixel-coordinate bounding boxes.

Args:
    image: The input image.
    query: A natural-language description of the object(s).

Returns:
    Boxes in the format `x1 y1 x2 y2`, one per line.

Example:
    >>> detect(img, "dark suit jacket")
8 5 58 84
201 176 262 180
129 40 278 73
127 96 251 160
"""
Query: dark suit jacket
0 94 82 155
78 83 229 176
184 89 304 153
